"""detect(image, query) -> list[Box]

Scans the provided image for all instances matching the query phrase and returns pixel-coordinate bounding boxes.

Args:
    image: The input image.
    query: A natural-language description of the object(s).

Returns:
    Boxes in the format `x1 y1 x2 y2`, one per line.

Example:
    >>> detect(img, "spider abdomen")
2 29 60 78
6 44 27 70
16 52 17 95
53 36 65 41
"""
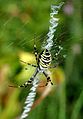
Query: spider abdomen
38 49 51 69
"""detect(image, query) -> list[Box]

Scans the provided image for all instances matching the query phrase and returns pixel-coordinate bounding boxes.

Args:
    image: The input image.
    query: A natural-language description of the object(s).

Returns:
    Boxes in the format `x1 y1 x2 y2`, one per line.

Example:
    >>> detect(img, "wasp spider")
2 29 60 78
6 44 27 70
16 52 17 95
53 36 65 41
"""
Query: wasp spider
10 44 58 88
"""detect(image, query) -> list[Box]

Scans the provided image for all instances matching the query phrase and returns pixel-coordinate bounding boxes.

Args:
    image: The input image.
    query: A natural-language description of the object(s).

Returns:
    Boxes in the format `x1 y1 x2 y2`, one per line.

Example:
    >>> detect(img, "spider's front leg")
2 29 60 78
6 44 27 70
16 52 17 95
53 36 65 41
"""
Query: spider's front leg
20 59 37 68
34 42 38 62
43 71 53 86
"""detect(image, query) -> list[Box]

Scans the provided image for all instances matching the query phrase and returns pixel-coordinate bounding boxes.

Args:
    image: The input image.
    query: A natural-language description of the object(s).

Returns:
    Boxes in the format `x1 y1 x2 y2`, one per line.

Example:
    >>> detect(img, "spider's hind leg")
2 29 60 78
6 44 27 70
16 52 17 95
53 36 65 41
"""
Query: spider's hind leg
9 77 34 88
9 68 39 88
43 71 53 86
18 77 34 88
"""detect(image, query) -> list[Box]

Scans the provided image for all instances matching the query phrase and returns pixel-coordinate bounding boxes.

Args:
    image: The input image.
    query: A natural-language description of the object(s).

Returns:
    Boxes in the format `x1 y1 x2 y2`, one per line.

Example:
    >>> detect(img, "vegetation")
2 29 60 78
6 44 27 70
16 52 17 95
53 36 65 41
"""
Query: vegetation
0 0 83 119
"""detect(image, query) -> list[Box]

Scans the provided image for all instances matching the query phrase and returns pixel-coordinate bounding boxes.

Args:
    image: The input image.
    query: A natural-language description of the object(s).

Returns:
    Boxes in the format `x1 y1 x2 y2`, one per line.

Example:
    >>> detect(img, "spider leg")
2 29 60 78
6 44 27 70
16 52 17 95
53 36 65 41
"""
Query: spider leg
34 42 38 63
48 63 58 69
43 71 53 86
19 68 39 88
20 59 37 68
10 68 39 88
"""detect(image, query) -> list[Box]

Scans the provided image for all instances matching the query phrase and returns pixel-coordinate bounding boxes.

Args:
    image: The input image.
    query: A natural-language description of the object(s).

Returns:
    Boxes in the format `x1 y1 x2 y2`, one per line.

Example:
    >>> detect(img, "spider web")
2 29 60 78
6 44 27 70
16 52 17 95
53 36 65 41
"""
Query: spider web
0 1 80 64
0 2 63 53
0 13 73 62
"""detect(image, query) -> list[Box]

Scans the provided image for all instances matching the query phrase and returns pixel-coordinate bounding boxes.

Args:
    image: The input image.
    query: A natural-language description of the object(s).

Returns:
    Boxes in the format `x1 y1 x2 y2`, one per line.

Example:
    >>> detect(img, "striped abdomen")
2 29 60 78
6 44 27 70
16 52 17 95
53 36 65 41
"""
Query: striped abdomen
38 49 51 69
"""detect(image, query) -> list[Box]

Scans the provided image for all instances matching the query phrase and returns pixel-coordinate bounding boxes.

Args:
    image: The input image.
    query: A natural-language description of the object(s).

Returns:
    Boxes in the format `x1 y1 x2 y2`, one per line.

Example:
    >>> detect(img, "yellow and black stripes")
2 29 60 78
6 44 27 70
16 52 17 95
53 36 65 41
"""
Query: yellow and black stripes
38 49 51 69
19 49 53 87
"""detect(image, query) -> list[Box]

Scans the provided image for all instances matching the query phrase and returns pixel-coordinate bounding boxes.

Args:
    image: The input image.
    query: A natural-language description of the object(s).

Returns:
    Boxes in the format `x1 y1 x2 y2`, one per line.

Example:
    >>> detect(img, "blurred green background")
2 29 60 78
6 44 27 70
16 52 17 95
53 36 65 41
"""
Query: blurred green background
0 0 83 119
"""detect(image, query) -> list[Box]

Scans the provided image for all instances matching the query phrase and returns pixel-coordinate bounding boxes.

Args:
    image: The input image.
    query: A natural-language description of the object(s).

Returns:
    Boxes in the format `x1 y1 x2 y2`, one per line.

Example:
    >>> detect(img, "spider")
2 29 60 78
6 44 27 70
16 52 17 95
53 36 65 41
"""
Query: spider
10 43 59 88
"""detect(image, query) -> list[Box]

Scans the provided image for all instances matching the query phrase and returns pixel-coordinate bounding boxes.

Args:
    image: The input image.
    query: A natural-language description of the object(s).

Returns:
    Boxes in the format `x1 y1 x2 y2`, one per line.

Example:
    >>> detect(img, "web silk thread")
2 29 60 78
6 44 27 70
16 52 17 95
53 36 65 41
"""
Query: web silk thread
44 2 64 50
20 78 39 119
